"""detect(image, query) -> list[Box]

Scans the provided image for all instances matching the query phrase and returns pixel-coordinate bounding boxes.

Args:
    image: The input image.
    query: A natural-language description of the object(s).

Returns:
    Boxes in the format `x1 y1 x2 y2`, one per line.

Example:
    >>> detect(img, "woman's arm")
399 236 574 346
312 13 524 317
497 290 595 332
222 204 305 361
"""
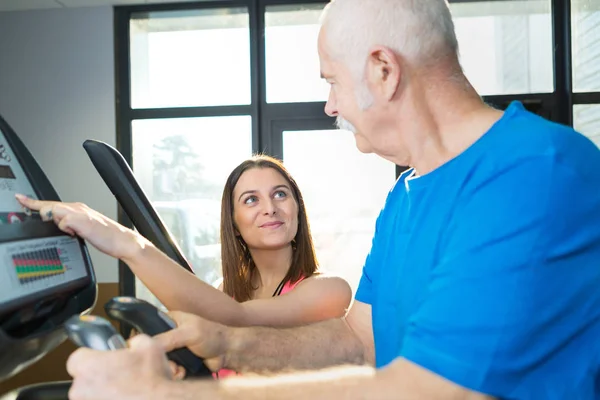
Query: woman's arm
237 274 352 326
123 243 247 325
17 196 352 328
126 243 352 327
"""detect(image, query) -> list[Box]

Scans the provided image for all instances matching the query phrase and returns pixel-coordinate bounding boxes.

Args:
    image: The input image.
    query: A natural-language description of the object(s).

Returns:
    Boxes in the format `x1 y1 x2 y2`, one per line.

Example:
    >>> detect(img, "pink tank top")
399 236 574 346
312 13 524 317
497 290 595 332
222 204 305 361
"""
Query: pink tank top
214 277 306 379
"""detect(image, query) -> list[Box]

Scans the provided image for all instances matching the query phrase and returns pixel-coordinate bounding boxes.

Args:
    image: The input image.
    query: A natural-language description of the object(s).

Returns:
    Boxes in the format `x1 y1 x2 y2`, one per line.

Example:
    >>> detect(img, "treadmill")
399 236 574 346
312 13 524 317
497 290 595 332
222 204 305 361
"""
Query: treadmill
0 115 97 399
0 117 213 400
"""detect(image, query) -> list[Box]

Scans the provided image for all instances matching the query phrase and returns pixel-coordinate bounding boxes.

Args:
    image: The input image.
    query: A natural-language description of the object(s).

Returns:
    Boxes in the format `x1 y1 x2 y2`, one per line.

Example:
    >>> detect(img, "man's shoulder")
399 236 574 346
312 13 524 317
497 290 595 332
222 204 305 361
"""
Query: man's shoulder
462 104 600 192
493 103 599 168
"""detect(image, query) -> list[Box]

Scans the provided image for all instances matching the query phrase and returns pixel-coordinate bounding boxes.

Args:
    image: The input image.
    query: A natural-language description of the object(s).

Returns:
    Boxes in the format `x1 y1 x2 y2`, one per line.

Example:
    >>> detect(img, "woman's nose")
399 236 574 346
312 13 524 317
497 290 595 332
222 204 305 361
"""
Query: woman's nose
263 199 277 215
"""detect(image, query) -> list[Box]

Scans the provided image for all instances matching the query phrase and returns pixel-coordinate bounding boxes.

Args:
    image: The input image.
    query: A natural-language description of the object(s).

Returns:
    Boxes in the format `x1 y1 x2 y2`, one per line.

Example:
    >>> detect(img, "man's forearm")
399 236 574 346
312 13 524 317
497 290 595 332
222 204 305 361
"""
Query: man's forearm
157 359 490 400
224 318 366 373
160 365 397 400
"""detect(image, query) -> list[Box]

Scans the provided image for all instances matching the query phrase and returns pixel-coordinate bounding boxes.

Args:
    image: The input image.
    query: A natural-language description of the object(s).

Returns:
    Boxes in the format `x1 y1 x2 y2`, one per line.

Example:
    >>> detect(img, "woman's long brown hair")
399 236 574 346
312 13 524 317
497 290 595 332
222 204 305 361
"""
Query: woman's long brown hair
220 155 318 302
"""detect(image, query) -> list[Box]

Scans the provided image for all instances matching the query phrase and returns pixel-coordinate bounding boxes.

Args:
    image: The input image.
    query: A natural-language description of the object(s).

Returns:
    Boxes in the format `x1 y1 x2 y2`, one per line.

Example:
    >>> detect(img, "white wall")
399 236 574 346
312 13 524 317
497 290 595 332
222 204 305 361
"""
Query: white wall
0 6 118 282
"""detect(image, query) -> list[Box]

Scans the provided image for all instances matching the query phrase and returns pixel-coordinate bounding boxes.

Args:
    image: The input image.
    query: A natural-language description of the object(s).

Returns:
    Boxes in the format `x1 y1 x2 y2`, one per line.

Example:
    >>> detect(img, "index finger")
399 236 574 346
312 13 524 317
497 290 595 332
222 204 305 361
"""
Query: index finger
15 194 58 211
154 328 186 353
153 310 184 352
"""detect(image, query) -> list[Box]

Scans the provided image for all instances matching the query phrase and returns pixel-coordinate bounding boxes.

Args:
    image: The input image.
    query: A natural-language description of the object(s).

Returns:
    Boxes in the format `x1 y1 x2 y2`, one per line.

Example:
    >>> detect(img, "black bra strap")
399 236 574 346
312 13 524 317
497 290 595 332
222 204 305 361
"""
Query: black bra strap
272 278 286 297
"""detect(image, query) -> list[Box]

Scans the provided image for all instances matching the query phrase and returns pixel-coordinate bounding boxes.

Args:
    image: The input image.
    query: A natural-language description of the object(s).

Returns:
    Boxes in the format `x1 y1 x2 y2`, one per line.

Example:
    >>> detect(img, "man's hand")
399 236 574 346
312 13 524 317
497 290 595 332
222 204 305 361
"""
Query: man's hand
155 311 229 372
129 327 186 380
67 335 172 400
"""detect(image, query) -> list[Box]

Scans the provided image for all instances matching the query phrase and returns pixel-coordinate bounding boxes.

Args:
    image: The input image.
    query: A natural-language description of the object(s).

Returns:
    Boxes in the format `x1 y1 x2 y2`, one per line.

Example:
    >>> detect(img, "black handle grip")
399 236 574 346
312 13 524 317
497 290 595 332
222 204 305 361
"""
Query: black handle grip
104 297 212 378
64 315 127 351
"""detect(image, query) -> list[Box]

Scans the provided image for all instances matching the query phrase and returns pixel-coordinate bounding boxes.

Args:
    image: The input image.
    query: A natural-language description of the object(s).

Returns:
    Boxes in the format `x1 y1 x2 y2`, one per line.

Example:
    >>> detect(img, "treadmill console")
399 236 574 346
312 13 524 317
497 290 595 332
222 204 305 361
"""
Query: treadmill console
0 115 96 383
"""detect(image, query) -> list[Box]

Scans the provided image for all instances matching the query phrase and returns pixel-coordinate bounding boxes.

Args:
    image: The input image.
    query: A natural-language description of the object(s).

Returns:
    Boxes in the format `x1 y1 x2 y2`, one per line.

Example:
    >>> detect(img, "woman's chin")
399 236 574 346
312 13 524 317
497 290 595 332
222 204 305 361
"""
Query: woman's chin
252 241 293 251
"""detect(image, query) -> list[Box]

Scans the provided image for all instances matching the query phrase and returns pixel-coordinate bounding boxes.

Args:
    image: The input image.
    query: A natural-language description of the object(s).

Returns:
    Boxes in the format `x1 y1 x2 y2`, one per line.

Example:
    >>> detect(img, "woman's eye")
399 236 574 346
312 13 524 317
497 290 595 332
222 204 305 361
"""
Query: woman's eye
274 191 287 199
244 196 257 204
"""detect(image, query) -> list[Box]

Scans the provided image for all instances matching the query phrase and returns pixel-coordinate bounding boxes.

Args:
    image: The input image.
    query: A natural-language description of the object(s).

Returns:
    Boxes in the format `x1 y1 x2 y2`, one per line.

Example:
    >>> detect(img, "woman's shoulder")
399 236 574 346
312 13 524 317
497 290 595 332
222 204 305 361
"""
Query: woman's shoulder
302 270 349 283
283 271 352 318
292 271 352 294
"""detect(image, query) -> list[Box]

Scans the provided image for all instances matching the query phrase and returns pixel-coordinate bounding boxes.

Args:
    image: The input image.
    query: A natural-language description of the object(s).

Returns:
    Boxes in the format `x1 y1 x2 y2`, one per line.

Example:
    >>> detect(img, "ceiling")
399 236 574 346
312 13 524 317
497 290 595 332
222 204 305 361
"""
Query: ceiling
0 0 204 12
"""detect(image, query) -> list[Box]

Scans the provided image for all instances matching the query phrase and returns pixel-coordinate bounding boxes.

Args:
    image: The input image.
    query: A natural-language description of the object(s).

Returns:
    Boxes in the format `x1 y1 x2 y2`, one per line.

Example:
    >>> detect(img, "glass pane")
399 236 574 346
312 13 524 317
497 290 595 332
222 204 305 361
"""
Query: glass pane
130 8 250 109
265 4 329 103
572 0 600 92
283 130 396 292
451 0 553 95
573 104 600 148
132 116 253 308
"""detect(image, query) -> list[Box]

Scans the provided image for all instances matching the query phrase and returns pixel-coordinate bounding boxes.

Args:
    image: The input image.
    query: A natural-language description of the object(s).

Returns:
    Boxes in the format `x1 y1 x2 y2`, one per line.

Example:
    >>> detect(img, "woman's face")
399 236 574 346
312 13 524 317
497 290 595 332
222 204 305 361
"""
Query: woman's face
232 167 299 251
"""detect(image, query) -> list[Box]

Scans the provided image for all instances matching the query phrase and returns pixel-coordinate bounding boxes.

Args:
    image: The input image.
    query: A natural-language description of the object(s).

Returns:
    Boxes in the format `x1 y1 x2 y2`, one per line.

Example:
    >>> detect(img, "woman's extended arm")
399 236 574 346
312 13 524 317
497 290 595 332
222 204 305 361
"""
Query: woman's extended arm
127 242 351 326
16 196 352 327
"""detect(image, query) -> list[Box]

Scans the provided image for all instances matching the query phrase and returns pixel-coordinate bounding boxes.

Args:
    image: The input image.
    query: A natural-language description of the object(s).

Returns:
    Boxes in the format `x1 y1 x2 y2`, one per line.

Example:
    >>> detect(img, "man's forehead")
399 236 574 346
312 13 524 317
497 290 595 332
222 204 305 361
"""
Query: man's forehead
317 25 329 56
317 30 334 77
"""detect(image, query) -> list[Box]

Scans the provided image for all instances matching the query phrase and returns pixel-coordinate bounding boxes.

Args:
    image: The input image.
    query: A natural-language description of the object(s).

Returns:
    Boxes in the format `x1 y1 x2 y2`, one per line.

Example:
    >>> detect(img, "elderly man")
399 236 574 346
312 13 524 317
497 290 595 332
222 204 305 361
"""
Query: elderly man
57 0 600 399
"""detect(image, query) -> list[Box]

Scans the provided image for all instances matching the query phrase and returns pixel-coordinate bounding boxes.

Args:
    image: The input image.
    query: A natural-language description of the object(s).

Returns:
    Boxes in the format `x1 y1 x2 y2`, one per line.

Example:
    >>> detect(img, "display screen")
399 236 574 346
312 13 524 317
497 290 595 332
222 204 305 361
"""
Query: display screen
0 236 89 306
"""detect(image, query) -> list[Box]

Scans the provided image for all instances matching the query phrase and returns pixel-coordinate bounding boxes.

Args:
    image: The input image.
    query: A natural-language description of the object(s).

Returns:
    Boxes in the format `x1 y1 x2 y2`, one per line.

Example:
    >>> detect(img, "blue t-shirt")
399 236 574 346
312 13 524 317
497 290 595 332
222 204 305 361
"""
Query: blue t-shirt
355 101 600 399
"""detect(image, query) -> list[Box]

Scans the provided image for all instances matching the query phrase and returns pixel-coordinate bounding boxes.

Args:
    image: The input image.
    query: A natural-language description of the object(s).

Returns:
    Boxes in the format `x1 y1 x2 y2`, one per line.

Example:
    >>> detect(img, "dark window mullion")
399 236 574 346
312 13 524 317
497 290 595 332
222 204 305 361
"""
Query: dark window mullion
551 0 573 126
249 0 264 155
259 0 326 6
113 7 136 337
129 105 253 120
573 92 600 105
264 102 329 120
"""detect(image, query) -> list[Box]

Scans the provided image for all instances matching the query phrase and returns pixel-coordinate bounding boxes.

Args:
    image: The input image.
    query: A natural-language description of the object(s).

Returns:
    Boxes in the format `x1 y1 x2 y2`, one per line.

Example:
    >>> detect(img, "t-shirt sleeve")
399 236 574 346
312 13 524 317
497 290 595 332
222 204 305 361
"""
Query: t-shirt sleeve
400 157 600 395
355 262 374 304
355 205 388 305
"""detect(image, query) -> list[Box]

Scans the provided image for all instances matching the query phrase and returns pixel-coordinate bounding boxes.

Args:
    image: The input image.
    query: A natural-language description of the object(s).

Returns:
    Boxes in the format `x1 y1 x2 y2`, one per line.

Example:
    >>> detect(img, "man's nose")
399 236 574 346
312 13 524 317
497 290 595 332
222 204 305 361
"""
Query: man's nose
324 91 338 117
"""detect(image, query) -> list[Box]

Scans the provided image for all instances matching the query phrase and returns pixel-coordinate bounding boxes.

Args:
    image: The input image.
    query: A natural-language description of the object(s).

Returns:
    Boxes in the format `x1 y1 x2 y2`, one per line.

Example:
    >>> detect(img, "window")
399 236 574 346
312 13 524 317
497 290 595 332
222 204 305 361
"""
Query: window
115 0 592 306
265 4 329 103
130 8 251 108
571 0 600 92
131 116 252 306
451 0 553 95
573 104 600 147
283 129 396 292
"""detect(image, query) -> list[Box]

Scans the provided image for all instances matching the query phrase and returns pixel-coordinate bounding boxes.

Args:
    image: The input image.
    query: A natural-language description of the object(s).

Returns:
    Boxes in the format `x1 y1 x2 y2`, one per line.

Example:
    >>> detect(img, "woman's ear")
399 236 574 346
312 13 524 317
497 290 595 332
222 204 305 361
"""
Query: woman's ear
232 221 240 237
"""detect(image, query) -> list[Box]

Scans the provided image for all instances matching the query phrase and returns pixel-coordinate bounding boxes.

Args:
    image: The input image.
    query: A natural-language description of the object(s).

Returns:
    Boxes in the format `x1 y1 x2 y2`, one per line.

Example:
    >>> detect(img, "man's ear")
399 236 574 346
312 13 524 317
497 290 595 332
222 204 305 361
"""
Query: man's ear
365 45 401 101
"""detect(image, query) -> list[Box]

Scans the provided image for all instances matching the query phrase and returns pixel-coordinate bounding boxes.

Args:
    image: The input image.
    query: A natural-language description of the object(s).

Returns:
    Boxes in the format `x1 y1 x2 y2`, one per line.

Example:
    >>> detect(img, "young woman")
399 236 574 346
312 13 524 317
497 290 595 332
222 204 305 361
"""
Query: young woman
16 155 352 375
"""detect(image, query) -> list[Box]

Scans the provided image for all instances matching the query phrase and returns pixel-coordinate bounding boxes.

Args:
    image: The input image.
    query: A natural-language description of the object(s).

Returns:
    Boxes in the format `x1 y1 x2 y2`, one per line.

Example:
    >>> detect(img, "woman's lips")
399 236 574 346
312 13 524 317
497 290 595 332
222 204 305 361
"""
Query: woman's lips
260 221 283 229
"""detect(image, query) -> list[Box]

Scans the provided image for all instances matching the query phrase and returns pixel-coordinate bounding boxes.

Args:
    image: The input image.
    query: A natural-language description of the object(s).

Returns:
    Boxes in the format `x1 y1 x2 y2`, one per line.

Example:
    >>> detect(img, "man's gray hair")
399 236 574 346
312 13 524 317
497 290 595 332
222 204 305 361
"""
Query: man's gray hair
321 0 459 76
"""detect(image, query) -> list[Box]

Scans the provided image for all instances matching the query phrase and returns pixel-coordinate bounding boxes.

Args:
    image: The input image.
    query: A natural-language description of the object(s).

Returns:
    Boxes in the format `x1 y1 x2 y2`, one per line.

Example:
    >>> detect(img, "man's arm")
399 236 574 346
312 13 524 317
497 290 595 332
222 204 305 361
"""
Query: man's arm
226 300 374 372
66 337 491 400
158 300 375 373
166 360 491 400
